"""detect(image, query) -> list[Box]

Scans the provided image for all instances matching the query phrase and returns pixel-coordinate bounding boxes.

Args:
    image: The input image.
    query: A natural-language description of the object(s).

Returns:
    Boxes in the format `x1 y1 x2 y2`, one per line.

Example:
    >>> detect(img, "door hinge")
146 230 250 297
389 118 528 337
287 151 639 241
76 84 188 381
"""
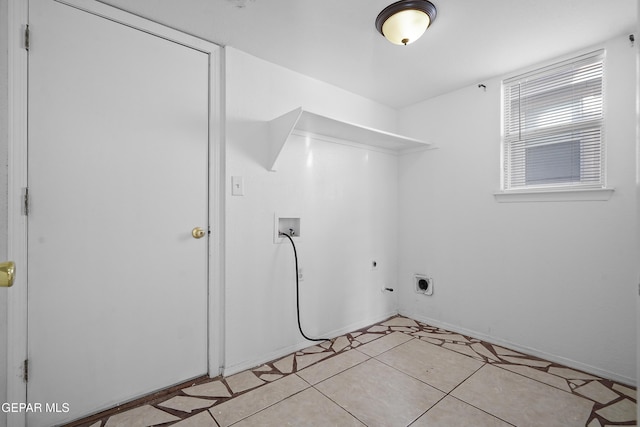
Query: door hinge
24 25 30 51
23 359 29 383
23 187 29 216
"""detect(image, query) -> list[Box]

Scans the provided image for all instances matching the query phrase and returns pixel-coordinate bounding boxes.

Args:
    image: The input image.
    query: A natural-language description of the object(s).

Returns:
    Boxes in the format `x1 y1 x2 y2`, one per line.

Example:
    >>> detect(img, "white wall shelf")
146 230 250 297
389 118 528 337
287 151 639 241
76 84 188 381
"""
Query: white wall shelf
267 107 433 171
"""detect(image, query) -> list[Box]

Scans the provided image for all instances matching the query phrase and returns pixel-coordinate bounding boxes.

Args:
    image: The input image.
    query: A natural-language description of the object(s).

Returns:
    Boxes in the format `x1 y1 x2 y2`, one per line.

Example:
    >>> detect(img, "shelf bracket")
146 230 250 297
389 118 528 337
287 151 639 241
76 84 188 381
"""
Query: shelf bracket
268 107 303 171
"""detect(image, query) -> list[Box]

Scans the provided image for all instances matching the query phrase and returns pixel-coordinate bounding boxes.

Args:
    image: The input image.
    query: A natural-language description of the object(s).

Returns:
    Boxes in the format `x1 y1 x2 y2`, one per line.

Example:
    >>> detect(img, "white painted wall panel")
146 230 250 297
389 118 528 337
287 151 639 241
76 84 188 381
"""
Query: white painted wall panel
398 36 638 384
224 47 399 374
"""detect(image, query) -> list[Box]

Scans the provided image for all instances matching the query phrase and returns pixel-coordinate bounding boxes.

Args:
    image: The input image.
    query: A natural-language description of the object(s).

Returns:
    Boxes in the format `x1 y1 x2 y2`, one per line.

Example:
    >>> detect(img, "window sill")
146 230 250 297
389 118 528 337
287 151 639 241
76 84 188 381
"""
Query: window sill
494 188 614 203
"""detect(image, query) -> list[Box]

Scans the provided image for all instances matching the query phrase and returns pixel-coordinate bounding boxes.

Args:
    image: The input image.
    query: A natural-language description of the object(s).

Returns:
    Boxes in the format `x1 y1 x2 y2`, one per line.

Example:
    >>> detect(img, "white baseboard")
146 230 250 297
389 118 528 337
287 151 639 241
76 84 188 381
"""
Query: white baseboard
401 310 637 387
222 310 398 377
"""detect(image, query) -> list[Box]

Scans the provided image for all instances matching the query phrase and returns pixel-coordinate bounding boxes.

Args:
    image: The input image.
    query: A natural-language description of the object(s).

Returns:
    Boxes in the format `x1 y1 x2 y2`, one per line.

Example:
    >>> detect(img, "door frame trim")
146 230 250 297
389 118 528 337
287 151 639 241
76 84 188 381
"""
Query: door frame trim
7 2 225 425
7 1 29 425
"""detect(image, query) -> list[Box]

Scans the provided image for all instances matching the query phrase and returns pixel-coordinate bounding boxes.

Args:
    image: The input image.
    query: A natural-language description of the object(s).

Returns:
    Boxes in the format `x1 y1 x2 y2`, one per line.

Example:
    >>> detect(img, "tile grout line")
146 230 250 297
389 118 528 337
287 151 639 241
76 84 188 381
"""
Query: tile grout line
443 364 518 427
441 395 517 427
369 339 524 427
406 323 638 425
67 315 636 427
404 393 448 427
223 380 314 427
308 376 369 427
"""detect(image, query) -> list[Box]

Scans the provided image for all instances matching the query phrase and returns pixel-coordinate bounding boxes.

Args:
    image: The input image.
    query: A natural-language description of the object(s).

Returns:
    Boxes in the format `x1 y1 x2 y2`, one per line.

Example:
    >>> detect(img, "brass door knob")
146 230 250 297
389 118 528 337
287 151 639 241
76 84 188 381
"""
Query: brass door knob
192 227 206 239
0 261 15 288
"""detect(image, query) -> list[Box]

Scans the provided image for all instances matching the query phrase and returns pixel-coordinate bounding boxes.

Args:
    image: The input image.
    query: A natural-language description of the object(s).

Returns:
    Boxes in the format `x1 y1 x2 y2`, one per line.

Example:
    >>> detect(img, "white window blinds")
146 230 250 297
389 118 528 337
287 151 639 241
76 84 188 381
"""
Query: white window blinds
502 50 605 191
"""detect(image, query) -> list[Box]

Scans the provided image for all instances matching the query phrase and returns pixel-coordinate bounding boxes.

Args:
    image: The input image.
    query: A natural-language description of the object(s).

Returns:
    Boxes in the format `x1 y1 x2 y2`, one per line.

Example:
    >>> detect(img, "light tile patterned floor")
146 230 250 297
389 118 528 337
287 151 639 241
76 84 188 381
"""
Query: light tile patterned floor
68 316 637 427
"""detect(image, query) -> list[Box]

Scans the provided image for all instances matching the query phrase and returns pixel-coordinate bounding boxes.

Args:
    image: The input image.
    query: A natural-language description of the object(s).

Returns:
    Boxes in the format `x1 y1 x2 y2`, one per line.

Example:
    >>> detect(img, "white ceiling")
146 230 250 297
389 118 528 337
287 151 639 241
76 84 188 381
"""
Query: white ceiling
100 0 637 109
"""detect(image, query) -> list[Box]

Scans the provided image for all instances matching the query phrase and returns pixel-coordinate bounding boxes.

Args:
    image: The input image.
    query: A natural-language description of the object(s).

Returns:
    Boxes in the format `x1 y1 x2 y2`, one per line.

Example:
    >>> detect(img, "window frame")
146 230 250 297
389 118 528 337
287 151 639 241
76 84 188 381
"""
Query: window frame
499 50 610 199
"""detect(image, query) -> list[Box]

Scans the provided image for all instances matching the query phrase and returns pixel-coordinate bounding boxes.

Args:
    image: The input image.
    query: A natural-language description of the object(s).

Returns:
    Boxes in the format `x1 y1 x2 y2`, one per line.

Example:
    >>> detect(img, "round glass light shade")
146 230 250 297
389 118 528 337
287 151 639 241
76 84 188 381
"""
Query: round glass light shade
381 9 430 45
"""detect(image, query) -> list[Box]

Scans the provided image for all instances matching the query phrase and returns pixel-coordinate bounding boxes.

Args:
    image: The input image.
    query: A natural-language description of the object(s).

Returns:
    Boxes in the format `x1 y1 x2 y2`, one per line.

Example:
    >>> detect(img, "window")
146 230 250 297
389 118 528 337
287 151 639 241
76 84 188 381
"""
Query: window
502 50 605 191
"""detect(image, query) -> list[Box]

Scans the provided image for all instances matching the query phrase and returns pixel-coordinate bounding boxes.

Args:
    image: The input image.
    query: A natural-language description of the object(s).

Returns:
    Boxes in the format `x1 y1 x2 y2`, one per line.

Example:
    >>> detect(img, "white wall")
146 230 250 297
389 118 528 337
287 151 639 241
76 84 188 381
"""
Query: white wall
1 0 10 424
397 36 638 385
224 47 400 374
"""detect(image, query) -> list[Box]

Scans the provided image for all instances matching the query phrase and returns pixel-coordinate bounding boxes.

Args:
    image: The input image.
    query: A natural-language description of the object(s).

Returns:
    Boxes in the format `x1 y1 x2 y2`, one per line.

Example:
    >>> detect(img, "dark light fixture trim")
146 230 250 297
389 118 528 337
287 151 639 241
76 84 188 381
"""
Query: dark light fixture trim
375 0 437 45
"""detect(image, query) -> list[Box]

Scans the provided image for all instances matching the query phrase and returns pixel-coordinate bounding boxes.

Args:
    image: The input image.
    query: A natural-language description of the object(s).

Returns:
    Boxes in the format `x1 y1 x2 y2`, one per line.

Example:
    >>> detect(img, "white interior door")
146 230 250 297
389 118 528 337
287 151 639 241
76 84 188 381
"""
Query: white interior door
27 1 211 425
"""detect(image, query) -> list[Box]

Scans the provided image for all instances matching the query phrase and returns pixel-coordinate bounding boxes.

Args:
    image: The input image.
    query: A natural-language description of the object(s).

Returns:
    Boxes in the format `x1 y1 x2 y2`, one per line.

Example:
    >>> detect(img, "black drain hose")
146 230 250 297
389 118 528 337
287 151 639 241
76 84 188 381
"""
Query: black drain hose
279 232 328 342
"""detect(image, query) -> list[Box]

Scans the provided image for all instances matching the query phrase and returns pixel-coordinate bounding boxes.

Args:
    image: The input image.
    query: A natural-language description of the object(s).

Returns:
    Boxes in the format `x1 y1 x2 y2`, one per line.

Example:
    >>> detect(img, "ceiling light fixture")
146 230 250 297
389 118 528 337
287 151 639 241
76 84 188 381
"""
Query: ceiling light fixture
375 0 437 46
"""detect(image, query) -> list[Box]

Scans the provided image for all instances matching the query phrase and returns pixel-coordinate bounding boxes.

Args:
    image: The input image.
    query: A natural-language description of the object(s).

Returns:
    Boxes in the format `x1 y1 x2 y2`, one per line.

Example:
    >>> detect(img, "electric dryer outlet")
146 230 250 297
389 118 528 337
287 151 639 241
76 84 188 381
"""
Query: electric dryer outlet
415 274 434 296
